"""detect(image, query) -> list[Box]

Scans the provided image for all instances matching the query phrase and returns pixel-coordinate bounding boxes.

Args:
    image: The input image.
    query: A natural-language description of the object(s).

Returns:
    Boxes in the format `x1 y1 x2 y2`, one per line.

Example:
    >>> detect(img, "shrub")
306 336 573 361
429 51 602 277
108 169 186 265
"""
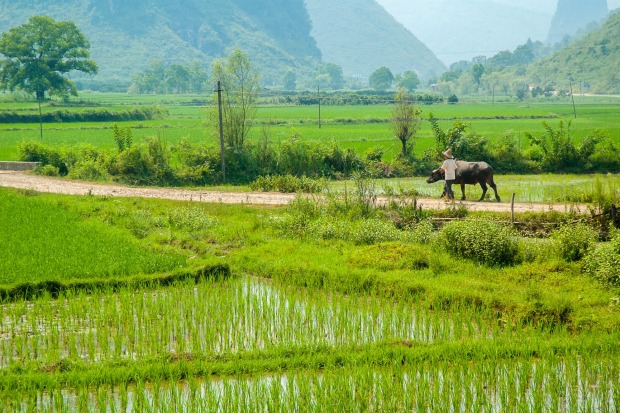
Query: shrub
352 218 402 245
68 159 108 181
250 174 326 193
168 206 219 235
306 216 352 240
550 223 597 262
39 164 60 176
405 219 435 245
107 137 175 185
583 230 620 287
19 142 67 175
438 218 520 266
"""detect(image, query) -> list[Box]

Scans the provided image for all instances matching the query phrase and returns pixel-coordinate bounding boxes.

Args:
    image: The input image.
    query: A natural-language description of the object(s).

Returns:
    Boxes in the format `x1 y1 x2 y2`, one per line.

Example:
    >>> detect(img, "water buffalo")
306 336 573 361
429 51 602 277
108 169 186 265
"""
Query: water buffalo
426 160 501 202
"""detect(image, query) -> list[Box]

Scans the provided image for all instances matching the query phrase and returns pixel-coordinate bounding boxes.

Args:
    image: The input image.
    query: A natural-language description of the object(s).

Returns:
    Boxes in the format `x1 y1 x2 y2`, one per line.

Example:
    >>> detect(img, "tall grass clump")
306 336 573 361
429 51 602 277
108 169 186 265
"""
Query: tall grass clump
250 174 326 193
550 223 597 262
583 229 620 287
438 218 520 266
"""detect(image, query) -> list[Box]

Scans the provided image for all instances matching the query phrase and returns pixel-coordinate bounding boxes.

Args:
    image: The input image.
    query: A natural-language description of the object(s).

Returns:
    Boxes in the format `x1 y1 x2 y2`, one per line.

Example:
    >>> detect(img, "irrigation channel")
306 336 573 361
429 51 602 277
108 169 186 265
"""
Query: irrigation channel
1 277 619 412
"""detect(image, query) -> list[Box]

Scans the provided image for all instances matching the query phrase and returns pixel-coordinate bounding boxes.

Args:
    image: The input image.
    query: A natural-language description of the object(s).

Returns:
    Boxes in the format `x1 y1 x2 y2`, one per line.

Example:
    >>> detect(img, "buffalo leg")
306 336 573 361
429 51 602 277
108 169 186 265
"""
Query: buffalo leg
490 181 501 202
460 183 466 200
478 183 488 201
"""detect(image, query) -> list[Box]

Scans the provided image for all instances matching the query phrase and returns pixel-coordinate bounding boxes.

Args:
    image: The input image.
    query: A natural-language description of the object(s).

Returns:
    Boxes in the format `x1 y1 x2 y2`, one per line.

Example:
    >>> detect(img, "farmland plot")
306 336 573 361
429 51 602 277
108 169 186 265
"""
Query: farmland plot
1 277 619 412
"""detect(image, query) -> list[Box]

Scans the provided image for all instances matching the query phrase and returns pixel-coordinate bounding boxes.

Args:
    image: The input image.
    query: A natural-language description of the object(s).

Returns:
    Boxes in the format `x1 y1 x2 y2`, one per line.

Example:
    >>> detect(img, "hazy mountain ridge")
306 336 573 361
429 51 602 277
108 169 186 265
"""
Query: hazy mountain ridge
376 0 553 65
0 0 446 88
547 0 609 44
305 0 446 79
0 0 323 86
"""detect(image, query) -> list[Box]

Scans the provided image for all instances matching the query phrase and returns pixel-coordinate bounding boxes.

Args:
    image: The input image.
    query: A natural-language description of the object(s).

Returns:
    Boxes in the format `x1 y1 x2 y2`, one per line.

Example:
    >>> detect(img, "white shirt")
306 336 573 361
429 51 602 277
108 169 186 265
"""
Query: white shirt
442 158 458 180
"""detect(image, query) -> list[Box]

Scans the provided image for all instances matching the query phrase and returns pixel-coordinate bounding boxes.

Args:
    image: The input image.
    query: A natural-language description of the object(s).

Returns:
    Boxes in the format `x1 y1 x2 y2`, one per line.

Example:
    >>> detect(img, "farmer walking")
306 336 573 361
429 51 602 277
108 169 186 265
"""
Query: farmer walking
441 149 457 201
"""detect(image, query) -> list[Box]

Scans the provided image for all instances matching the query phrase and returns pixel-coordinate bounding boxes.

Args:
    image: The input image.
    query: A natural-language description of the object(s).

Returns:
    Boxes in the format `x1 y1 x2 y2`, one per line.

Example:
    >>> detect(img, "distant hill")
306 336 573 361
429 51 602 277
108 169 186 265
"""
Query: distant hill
0 0 446 90
376 0 552 66
530 10 620 93
305 0 446 80
547 0 609 44
0 0 322 88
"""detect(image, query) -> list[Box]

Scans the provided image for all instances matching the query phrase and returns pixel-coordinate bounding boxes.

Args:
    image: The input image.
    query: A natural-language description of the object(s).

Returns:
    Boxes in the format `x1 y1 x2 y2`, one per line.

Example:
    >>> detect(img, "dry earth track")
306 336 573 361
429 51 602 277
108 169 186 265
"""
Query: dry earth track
0 170 590 214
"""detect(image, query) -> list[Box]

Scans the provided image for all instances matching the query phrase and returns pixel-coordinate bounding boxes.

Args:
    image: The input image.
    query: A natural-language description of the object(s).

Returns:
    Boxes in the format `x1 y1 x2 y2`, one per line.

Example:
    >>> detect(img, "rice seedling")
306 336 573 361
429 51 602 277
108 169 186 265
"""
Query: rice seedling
4 355 620 412
0 277 501 368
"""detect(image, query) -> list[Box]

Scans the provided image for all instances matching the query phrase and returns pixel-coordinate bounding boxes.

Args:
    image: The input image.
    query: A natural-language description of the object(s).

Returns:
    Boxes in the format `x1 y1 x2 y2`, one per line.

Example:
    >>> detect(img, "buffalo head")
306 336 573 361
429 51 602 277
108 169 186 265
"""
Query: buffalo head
426 168 444 183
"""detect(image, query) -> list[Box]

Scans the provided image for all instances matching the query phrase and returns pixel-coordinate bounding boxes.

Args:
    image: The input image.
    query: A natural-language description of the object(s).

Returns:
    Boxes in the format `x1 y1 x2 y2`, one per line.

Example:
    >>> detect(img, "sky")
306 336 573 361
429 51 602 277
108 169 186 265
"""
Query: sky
375 0 620 65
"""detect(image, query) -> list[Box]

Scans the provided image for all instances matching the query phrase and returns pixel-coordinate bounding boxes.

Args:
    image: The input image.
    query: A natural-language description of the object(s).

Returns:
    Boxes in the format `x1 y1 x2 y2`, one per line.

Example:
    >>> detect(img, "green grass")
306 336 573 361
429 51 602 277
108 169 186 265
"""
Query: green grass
1 175 620 410
0 188 187 284
1 94 619 162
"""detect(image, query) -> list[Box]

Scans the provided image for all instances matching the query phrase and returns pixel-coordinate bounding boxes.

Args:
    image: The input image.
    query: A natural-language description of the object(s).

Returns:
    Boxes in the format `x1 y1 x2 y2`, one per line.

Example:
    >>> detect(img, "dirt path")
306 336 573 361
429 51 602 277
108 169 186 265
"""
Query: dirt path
0 170 589 214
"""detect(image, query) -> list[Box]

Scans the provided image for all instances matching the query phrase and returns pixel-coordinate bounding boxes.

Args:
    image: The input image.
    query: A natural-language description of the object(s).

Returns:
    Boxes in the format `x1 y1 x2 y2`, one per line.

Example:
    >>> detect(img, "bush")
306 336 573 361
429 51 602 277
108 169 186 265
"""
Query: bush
250 174 326 193
19 142 67 175
550 223 597 262
351 218 402 245
438 218 520 266
107 137 175 185
38 164 60 176
583 230 620 287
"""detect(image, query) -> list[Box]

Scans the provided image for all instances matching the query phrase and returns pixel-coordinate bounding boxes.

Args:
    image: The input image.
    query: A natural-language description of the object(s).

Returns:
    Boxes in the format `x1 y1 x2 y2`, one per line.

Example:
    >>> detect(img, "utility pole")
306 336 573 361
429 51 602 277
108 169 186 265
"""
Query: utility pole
216 80 226 182
569 79 577 119
317 85 321 129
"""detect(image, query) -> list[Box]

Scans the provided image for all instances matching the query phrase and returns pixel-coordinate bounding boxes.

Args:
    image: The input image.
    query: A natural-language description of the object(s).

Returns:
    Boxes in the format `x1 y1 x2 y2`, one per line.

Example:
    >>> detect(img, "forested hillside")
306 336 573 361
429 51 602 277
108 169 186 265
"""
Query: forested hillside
0 0 322 89
0 0 445 90
532 10 620 93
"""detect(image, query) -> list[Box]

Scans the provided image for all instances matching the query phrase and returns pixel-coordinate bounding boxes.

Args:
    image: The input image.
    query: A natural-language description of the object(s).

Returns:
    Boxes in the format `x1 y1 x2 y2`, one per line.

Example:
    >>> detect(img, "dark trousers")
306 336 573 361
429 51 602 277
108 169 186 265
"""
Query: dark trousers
444 180 455 200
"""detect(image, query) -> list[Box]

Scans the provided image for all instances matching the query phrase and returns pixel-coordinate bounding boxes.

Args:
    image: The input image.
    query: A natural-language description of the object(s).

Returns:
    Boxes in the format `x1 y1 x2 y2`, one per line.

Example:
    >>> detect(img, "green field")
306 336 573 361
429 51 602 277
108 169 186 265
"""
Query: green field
1 93 620 410
1 93 619 162
1 185 620 410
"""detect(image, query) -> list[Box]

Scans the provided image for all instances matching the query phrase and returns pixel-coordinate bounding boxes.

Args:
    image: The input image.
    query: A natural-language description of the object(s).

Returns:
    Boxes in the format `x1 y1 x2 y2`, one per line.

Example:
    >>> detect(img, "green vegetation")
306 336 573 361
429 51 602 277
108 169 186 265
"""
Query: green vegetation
1 94 619 187
0 189 187 285
438 11 620 96
1 184 620 410
0 16 97 101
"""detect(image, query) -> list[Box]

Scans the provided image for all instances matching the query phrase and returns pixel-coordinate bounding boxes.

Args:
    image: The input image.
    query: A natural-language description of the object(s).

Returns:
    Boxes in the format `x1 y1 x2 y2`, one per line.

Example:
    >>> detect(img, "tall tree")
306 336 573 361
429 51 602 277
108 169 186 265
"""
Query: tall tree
211 48 260 148
396 70 420 92
391 88 422 157
0 16 97 138
283 69 296 90
0 16 97 100
316 63 344 89
369 66 394 91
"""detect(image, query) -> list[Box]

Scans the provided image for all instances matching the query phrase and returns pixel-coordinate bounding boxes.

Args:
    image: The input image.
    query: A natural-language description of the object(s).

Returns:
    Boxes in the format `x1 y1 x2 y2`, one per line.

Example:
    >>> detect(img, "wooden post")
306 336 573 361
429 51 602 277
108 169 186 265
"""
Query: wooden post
217 80 226 183
511 193 515 225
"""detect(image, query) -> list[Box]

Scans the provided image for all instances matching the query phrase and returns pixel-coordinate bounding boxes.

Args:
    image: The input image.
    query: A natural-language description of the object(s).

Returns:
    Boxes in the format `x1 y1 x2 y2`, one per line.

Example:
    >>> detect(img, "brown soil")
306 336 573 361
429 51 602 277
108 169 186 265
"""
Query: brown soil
0 170 590 214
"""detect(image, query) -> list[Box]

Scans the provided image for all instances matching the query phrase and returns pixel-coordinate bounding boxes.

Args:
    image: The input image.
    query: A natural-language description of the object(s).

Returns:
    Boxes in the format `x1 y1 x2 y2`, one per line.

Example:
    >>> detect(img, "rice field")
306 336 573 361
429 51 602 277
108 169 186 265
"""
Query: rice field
1 93 620 410
1 277 619 412
1 93 619 161
0 189 187 284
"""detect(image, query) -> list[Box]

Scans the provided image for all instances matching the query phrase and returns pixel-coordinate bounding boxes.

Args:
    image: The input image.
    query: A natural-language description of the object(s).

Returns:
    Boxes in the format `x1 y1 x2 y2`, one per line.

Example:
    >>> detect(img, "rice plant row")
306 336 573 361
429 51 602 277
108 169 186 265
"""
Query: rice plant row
4 355 619 412
0 278 500 369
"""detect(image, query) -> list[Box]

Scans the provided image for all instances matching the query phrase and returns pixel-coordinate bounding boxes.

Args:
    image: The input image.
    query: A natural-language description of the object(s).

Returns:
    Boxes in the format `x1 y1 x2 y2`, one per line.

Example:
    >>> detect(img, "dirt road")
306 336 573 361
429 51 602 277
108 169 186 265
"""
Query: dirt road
0 170 589 214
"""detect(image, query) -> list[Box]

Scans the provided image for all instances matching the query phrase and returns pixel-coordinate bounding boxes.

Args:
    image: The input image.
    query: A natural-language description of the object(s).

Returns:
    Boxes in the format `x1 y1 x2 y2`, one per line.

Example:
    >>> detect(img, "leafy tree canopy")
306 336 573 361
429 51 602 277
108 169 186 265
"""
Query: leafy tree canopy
369 66 394 91
395 70 420 92
0 15 97 100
